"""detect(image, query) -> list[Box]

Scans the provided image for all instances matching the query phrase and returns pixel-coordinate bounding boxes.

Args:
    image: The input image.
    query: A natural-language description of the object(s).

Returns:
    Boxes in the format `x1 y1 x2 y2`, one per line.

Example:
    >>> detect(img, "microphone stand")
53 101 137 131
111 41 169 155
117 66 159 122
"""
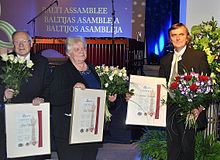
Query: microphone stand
111 0 116 66
27 0 57 53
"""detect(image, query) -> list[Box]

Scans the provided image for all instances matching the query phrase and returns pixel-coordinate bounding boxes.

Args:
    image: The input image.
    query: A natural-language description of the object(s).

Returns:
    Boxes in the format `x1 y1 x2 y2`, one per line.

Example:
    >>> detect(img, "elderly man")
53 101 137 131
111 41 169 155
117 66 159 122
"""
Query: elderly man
0 31 52 160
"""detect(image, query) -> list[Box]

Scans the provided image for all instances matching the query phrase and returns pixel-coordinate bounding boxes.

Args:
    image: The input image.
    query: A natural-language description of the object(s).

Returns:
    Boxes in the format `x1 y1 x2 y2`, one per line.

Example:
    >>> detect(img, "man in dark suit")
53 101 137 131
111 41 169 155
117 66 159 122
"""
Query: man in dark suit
159 23 210 160
0 31 52 160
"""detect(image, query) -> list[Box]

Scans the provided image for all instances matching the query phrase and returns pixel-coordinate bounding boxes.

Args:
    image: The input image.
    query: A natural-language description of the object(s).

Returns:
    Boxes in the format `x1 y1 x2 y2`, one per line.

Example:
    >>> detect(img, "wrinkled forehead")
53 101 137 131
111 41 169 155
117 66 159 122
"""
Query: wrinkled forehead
13 32 30 41
72 41 85 48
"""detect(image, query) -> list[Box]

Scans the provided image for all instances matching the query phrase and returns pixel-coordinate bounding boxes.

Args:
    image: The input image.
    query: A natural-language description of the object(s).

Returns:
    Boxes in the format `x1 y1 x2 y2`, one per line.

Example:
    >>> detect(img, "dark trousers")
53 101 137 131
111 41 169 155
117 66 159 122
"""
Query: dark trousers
166 106 196 160
55 137 101 160
0 109 7 160
7 155 50 160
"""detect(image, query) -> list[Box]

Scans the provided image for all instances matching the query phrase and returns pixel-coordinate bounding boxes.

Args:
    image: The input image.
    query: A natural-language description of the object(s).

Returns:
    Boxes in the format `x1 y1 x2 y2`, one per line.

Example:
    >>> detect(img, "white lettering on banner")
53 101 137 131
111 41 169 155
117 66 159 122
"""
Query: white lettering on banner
46 25 79 33
44 16 76 24
43 7 108 15
46 25 122 34
77 17 119 24
43 7 63 14
44 16 120 25
63 7 108 14
80 26 123 34
40 5 127 35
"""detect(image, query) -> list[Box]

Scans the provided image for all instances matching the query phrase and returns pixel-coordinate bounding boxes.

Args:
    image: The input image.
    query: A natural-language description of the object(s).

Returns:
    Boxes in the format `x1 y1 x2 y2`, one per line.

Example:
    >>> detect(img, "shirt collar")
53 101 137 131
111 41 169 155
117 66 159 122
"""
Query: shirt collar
17 53 30 61
174 45 186 61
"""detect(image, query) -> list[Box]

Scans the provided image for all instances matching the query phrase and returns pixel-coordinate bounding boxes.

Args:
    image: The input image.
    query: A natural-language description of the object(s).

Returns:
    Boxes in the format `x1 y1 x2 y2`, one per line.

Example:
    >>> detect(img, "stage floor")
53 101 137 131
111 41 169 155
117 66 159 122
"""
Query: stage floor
50 143 140 160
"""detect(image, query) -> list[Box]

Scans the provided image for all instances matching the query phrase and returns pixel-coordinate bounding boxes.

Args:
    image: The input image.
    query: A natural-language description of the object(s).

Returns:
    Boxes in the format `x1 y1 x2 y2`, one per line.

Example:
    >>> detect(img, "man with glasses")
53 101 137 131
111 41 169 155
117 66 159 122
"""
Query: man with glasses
0 31 52 160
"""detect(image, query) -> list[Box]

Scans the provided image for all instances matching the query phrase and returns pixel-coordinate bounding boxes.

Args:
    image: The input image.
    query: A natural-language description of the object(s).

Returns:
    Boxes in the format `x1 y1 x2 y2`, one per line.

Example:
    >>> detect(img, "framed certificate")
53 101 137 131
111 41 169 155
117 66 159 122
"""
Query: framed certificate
126 75 167 127
5 103 51 158
69 88 106 144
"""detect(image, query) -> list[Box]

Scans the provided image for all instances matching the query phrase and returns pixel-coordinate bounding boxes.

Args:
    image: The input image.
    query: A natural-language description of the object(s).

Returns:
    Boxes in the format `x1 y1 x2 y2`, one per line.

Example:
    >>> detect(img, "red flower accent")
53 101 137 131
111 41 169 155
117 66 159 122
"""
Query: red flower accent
190 83 198 91
170 82 178 90
198 75 209 82
184 75 192 81
175 76 180 82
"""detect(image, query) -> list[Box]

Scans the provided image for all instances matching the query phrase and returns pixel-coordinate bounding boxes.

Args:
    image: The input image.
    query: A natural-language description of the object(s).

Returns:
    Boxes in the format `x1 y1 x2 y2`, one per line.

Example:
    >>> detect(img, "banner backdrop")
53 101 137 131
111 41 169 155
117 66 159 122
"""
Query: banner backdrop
0 0 132 39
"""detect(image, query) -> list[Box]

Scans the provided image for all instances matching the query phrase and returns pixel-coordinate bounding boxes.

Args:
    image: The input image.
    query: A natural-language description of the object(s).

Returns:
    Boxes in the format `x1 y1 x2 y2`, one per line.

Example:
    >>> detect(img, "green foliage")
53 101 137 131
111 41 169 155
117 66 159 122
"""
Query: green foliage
136 127 167 160
195 132 220 160
191 17 220 98
137 128 220 160
191 16 220 59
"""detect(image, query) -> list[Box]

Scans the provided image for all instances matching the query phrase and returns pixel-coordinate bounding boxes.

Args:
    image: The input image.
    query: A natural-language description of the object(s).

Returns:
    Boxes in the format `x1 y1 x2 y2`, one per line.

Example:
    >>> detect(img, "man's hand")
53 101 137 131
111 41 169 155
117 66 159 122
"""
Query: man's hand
4 88 14 101
108 94 117 102
32 97 44 106
125 93 132 102
74 82 86 90
192 106 205 120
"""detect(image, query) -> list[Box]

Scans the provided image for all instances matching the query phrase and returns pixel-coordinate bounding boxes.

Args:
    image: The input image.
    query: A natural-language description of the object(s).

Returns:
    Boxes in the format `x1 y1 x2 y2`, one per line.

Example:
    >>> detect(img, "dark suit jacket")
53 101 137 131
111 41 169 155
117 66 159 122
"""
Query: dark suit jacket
50 59 101 139
0 52 51 159
159 46 211 128
0 52 51 103
159 46 211 81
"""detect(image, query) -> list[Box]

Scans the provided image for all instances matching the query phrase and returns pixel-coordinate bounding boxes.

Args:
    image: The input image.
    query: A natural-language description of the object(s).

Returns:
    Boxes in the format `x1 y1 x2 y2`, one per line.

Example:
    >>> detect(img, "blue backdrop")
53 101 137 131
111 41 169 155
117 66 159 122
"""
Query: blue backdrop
0 0 132 39
145 0 180 64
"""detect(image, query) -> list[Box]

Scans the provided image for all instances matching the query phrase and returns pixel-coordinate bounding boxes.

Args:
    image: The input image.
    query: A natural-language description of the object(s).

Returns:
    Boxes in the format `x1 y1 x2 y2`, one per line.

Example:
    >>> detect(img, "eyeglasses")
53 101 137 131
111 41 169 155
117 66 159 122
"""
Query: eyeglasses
13 40 31 46
73 47 86 53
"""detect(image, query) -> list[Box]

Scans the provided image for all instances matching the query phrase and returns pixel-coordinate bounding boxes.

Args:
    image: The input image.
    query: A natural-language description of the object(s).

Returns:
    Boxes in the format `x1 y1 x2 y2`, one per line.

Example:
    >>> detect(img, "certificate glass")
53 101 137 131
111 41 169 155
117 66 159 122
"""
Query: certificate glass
126 75 167 127
69 88 106 144
5 103 51 158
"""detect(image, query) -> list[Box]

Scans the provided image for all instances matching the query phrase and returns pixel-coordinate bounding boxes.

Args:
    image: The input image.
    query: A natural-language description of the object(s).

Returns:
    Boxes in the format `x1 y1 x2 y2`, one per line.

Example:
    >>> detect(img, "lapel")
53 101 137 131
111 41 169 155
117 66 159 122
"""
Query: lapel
30 53 36 74
181 47 191 64
165 53 174 78
66 60 88 86
64 60 100 88
179 46 193 74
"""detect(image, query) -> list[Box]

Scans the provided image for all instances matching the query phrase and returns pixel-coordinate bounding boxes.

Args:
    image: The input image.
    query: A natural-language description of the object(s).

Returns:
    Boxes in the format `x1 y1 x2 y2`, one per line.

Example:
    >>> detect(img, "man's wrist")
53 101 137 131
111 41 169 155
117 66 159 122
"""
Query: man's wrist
3 95 8 102
199 105 205 112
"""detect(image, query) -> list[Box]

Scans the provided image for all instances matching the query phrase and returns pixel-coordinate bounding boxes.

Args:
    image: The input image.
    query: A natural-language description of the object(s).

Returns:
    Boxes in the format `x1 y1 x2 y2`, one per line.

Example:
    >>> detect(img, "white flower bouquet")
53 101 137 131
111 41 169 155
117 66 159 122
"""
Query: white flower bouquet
95 65 130 96
95 65 133 121
0 54 34 97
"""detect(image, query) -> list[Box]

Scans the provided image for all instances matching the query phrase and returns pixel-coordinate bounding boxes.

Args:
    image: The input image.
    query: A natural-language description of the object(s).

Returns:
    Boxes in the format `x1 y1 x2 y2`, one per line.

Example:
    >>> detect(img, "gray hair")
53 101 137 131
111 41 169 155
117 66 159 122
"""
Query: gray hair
65 37 87 54
12 31 32 41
